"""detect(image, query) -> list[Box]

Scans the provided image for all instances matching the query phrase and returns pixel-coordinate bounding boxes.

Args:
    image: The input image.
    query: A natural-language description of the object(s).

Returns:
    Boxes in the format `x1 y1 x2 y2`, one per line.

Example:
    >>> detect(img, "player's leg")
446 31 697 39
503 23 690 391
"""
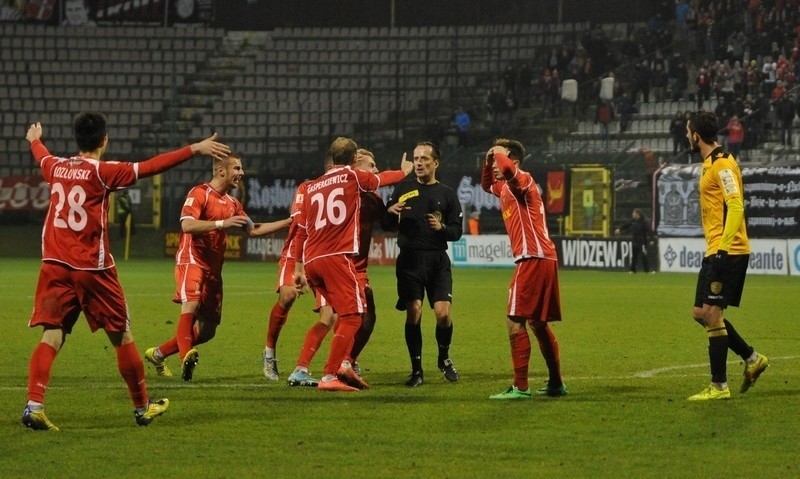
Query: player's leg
311 257 363 392
514 259 565 396
23 327 65 431
319 312 362 391
264 277 300 380
688 260 731 400
429 253 457 381
724 255 768 393
179 275 223 382
288 303 334 387
490 317 532 400
107 330 169 425
23 264 79 431
349 280 375 365
145 264 202 377
404 301 424 386
338 284 370 389
397 252 426 386
531 321 566 396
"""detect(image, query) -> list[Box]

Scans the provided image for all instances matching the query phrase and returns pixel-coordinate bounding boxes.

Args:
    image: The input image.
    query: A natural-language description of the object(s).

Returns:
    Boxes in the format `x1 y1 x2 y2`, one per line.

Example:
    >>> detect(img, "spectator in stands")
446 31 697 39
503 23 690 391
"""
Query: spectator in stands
774 93 797 147
675 0 691 43
468 210 480 235
771 80 787 101
505 89 520 123
539 68 556 118
503 64 517 96
487 86 506 135
517 62 533 108
761 56 777 96
696 66 712 109
725 115 745 158
633 59 653 103
750 90 770 145
745 60 761 97
116 189 135 239
670 110 688 155
727 30 747 63
617 92 637 133
715 98 734 146
62 0 96 26
595 100 614 149
550 69 562 116
619 33 641 61
453 107 471 147
651 62 669 102
669 53 688 100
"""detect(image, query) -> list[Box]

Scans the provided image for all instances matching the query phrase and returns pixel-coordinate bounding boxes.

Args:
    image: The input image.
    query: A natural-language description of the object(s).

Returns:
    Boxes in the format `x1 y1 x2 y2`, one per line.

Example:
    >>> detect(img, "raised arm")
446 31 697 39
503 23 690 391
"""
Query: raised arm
26 123 50 166
138 133 230 178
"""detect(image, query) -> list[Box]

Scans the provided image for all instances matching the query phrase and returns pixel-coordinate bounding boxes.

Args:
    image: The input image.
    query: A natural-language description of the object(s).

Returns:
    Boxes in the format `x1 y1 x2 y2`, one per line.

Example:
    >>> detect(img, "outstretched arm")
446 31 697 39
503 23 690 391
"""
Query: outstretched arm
249 217 292 237
138 133 230 178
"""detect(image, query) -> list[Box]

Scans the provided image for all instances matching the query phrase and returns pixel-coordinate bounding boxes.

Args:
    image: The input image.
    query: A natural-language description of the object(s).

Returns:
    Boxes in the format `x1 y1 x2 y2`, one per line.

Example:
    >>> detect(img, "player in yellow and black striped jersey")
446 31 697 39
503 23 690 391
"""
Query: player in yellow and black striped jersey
685 110 769 401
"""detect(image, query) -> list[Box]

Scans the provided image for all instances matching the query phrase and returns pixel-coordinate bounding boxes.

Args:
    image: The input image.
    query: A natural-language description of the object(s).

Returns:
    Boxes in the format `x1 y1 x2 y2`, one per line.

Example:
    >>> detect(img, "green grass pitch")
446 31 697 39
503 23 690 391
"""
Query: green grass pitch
0 258 798 478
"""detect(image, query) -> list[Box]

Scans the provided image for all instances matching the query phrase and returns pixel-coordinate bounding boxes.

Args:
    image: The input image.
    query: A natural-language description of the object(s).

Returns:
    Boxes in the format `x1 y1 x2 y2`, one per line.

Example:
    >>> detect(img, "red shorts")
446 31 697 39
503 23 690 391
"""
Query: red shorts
304 255 365 316
30 261 130 333
173 263 223 323
314 270 369 312
507 258 562 323
275 256 297 292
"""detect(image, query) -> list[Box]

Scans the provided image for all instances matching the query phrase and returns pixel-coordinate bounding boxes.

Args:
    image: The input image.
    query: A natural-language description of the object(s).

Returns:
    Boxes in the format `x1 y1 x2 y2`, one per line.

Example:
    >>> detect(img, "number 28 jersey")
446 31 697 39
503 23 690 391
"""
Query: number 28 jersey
38 152 139 270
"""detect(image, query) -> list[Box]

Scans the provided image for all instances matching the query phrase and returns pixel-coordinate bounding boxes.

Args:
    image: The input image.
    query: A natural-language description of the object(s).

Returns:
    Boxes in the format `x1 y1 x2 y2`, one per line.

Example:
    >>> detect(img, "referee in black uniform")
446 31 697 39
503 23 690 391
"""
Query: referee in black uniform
383 141 463 387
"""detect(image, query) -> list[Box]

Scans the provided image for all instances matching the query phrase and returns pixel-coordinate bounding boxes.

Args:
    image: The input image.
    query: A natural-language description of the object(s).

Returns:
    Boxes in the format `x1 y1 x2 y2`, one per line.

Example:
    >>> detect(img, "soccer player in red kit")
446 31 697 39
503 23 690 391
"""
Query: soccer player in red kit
261 179 309 380
145 154 291 381
22 113 230 431
481 138 567 399
293 137 411 391
287 148 386 388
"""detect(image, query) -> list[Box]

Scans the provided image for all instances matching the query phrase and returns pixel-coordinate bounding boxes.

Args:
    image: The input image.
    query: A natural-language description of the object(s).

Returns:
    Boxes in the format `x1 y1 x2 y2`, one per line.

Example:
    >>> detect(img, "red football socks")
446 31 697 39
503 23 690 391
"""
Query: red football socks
176 312 196 358
296 321 331 368
533 324 562 386
266 302 288 349
510 329 531 391
116 342 148 409
27 342 58 403
323 314 361 376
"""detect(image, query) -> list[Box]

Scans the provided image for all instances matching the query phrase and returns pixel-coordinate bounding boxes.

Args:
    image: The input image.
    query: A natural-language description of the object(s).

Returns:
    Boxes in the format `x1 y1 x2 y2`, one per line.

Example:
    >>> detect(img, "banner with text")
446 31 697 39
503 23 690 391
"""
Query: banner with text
656 164 800 238
446 235 641 271
0 176 49 212
658 237 789 275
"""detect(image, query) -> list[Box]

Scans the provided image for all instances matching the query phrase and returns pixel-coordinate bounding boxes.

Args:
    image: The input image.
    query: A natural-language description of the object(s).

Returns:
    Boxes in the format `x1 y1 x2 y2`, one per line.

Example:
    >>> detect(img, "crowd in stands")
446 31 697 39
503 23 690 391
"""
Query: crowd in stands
489 0 800 157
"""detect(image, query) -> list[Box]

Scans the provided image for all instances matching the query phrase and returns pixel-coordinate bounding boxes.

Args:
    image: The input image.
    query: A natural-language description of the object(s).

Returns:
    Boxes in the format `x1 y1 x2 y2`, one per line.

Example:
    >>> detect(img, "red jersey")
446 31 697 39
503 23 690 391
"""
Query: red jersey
482 153 557 261
278 181 309 261
352 191 384 272
294 166 403 265
35 144 138 270
175 183 246 274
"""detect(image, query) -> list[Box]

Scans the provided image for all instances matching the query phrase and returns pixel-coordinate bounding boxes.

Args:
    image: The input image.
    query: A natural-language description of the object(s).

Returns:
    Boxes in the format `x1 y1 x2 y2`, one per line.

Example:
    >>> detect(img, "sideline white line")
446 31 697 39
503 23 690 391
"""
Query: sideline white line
631 355 799 378
1 356 797 391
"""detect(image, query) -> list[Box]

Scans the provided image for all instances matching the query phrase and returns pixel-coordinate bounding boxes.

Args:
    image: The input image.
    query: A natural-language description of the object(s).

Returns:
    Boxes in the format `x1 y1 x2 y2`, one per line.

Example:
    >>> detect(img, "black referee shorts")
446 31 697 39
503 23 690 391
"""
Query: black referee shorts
395 249 453 311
